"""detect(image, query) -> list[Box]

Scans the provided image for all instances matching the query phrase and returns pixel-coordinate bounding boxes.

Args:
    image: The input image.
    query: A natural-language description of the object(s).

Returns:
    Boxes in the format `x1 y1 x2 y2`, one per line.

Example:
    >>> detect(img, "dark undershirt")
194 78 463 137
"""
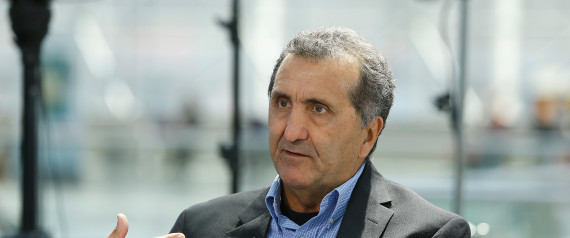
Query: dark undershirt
280 200 319 226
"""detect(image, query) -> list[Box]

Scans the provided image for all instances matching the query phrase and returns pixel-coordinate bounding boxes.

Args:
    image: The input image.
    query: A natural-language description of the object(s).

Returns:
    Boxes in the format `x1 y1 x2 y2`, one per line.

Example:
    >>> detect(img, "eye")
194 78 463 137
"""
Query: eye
313 104 327 114
278 99 291 109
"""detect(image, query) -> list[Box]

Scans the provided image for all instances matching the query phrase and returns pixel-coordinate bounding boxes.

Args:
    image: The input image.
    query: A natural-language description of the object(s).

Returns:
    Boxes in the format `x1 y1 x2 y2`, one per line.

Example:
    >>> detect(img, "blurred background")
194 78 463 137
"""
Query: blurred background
0 0 569 237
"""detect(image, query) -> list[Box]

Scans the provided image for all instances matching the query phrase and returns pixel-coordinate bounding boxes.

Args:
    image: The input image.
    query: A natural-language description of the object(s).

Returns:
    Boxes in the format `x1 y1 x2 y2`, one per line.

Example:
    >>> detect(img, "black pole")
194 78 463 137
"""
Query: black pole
9 0 51 237
452 0 469 215
219 0 241 194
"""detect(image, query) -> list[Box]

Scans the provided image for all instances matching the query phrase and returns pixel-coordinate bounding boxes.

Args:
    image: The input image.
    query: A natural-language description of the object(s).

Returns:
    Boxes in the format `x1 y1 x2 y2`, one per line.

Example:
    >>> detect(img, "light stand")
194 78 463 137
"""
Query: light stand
452 0 469 215
434 0 469 215
7 0 51 237
219 0 242 194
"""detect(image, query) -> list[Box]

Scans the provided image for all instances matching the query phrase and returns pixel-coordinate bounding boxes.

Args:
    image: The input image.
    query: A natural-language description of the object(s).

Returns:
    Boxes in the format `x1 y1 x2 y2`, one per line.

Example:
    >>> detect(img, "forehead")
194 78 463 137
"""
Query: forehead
273 54 360 100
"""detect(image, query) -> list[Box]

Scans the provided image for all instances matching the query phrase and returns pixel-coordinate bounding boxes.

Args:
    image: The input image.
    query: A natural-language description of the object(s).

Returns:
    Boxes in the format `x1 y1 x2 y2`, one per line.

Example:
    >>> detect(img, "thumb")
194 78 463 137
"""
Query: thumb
107 213 129 238
154 233 185 238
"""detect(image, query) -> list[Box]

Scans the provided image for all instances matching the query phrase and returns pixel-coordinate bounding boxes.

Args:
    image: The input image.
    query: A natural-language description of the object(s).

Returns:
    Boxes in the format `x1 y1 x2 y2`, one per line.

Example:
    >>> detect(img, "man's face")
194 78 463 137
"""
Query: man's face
268 54 370 194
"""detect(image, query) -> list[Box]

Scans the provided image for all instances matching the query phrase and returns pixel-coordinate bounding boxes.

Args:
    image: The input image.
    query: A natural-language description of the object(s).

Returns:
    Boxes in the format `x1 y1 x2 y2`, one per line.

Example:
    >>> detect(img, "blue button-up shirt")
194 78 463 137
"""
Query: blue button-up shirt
265 162 365 238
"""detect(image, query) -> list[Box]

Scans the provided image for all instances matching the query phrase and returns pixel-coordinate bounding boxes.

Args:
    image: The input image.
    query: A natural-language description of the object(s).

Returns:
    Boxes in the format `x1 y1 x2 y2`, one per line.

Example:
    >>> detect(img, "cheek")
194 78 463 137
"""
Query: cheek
318 117 363 159
310 127 338 161
268 113 285 153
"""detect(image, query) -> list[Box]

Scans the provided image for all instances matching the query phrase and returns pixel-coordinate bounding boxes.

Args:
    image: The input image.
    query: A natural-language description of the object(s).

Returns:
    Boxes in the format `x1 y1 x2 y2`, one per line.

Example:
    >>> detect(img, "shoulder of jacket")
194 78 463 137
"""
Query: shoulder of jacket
184 187 269 214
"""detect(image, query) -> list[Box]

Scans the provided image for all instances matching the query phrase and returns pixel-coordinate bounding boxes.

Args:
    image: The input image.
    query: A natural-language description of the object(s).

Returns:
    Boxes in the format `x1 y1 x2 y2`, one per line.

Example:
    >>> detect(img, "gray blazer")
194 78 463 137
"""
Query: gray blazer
170 161 471 237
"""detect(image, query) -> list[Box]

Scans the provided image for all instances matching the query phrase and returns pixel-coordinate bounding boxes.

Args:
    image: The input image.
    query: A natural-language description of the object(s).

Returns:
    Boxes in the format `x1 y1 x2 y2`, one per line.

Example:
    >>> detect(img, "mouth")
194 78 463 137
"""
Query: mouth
282 149 309 158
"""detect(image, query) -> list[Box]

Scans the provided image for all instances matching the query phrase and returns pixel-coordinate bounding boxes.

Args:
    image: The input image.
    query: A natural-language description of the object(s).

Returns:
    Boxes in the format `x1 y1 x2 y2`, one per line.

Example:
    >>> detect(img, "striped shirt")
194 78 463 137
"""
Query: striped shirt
265 162 365 238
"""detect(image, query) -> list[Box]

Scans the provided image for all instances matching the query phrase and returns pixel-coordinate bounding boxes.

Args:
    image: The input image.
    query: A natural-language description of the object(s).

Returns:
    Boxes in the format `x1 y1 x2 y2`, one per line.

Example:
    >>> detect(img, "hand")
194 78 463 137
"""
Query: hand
106 213 185 238
154 233 185 238
107 213 129 238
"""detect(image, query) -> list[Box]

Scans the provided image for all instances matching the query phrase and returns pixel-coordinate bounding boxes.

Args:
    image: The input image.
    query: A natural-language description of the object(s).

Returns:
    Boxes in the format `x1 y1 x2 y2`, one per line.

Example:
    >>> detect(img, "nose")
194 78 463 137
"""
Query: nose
283 108 309 142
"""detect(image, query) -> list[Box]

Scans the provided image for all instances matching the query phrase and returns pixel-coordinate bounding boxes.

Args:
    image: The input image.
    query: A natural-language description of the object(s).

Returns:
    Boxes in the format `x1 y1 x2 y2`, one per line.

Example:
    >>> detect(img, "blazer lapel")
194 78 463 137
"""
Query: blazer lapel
226 189 272 238
337 161 394 238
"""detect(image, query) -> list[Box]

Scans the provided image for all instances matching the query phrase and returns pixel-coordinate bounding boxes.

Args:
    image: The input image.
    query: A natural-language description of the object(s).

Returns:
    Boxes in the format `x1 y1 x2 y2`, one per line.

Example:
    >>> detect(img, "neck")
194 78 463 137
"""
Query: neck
280 160 366 213
282 185 326 213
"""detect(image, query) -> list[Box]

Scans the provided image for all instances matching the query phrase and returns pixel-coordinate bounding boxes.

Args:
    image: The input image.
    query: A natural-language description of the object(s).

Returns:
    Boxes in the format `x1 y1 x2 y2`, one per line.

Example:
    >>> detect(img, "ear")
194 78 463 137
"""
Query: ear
358 117 384 159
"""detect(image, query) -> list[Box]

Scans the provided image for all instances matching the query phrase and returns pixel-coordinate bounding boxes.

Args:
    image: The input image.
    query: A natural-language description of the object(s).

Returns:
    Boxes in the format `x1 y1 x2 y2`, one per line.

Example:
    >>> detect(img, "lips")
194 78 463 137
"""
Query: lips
278 140 314 159
283 149 308 157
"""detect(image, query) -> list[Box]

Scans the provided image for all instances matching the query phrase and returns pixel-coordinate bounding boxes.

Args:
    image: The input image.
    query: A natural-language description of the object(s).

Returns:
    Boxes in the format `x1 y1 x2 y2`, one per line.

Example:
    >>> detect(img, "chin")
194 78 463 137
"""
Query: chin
281 178 312 190
278 170 315 189
274 155 319 187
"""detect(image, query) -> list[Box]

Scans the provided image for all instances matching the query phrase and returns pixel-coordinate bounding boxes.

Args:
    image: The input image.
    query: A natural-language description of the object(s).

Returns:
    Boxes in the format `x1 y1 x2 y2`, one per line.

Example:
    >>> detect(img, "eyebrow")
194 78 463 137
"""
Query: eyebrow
304 98 332 109
270 91 290 101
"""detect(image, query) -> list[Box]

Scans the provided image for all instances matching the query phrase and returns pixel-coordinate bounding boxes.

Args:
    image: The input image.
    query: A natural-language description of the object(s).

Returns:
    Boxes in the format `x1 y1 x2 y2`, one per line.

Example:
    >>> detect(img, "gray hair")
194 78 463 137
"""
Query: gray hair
268 27 395 132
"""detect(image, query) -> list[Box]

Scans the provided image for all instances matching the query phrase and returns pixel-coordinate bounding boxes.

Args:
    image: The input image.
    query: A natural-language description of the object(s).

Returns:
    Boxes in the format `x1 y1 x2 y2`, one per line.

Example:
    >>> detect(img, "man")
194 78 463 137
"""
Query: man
109 27 470 238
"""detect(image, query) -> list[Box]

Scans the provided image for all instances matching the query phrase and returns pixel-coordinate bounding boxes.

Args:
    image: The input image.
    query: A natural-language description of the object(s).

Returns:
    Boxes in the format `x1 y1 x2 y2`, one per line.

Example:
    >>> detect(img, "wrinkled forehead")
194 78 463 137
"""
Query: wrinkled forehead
279 53 361 82
273 54 361 99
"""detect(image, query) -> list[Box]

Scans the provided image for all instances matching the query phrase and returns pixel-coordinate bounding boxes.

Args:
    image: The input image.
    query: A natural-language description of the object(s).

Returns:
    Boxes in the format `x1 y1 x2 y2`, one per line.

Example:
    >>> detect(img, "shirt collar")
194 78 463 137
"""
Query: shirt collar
265 162 366 225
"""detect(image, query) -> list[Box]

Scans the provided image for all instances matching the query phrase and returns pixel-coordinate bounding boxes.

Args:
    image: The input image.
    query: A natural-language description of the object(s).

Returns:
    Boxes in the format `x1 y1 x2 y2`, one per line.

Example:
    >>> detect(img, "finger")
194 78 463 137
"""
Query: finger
153 233 185 238
107 213 129 238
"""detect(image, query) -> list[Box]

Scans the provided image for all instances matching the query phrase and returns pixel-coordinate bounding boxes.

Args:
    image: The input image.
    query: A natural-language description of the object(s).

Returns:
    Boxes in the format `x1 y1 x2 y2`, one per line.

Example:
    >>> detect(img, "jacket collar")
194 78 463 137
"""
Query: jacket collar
226 160 394 238
226 188 272 237
336 160 394 238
